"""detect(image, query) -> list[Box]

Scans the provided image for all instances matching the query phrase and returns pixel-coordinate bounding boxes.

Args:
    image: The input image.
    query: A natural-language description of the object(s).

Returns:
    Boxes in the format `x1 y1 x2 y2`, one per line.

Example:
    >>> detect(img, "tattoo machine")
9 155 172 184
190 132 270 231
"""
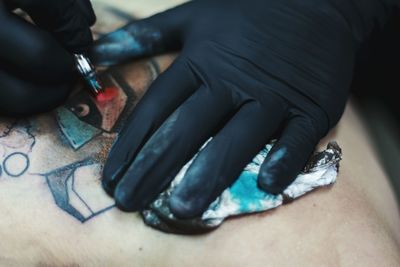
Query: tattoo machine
74 54 104 95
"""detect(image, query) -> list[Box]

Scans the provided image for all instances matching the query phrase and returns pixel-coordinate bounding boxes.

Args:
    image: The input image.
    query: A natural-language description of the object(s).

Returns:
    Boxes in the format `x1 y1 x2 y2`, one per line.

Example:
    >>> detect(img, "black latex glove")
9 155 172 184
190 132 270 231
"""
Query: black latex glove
91 0 399 219
0 1 79 115
5 0 96 53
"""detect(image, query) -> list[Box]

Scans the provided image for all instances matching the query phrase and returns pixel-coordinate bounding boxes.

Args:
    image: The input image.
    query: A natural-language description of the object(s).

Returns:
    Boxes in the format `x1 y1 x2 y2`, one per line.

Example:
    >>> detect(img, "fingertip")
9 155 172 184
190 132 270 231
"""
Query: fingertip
114 185 138 212
101 176 115 197
257 146 291 194
101 161 127 197
257 171 284 195
89 24 164 66
169 194 204 220
89 30 127 66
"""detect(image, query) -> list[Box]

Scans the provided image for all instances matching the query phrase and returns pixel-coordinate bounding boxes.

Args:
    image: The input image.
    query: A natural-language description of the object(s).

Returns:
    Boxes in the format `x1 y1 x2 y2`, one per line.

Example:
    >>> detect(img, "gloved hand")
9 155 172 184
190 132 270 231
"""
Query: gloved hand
5 0 96 53
0 0 95 115
91 0 398 219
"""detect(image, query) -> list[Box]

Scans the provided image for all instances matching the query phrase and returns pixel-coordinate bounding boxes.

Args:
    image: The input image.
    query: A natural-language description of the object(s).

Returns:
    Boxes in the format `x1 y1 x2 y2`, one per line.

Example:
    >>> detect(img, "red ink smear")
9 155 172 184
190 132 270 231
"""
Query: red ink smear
96 87 119 102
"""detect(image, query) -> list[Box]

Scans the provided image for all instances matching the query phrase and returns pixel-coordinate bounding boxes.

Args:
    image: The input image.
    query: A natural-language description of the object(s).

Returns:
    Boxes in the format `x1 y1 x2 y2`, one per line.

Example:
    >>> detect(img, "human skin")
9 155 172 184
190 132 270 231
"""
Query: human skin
0 54 399 267
0 80 400 266
1 1 400 266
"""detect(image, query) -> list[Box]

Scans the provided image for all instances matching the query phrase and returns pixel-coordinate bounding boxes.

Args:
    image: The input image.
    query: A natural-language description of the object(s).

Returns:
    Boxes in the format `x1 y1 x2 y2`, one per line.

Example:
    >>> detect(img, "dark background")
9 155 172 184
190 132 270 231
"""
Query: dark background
352 12 400 201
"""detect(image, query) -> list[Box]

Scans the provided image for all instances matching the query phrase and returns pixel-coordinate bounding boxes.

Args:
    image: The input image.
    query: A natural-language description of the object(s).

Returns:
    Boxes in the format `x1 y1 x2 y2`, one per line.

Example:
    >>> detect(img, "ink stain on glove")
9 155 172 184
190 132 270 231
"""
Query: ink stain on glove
142 141 342 235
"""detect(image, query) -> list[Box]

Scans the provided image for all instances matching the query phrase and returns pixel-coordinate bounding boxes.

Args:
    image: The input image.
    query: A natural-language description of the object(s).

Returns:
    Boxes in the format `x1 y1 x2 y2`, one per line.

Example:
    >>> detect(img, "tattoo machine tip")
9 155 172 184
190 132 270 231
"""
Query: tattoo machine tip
74 54 104 96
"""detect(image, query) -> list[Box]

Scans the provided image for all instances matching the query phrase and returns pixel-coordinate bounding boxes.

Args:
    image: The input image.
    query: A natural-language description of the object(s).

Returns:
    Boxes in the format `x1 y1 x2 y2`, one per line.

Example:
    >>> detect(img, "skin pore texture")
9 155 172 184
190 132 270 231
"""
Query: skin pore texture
0 1 399 266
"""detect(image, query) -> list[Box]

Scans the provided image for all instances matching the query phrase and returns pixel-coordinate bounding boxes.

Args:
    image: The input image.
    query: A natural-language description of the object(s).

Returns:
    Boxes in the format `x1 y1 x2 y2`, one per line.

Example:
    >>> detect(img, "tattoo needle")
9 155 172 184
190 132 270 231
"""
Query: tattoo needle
74 54 104 96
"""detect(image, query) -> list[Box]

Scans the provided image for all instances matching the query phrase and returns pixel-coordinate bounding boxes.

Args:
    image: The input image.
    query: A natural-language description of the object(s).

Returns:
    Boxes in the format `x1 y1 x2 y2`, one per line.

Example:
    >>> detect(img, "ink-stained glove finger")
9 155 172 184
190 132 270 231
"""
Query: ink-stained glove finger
170 97 288 219
102 59 199 196
113 85 240 212
90 2 194 66
258 115 323 194
89 21 164 67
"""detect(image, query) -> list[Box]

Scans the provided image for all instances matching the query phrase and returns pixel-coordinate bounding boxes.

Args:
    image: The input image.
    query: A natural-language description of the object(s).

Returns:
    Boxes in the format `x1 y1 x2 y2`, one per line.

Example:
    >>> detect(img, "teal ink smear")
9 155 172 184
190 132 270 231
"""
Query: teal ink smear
56 108 102 150
218 145 279 214
142 142 342 234
229 171 268 212
269 147 287 164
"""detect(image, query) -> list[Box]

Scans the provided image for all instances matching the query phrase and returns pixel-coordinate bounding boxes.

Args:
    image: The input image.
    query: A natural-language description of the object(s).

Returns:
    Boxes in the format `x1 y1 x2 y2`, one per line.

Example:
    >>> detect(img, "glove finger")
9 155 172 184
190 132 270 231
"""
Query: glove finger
0 12 74 84
0 68 71 116
12 0 93 53
102 59 199 196
258 114 322 194
113 85 240 212
76 0 96 26
169 96 288 219
90 2 194 66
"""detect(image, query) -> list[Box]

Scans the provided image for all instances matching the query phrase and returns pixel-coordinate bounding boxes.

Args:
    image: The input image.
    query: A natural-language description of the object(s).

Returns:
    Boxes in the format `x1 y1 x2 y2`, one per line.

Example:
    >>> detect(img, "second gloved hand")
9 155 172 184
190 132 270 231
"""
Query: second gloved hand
92 0 396 219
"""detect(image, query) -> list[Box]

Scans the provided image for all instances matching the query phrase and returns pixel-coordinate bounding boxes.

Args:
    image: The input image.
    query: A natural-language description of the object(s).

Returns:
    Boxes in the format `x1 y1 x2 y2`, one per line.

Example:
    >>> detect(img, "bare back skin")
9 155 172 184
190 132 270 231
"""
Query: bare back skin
0 1 399 266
